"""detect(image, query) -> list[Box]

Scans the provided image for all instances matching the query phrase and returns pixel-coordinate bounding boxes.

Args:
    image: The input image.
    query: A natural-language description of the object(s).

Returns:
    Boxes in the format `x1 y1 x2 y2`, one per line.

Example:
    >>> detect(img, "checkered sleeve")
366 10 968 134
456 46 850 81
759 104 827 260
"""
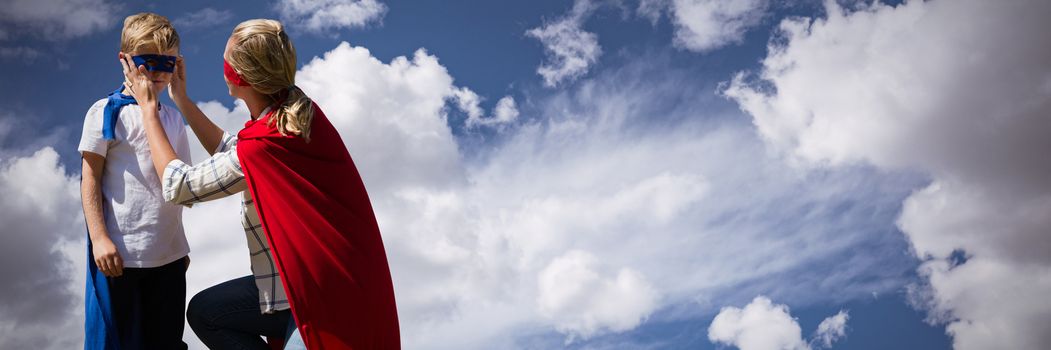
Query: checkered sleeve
162 133 246 206
215 131 238 154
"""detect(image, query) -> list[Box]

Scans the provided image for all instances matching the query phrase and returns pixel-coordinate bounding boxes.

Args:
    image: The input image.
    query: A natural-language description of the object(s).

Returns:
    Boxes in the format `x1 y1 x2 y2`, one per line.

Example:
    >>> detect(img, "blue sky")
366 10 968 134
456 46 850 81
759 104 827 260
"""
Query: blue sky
1 0 783 159
3 0 1050 349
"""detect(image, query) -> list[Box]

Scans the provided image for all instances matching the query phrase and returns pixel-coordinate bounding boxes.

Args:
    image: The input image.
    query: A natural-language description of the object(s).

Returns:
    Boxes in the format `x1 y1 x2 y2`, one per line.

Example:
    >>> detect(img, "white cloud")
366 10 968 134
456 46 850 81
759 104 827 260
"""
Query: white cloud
637 0 667 25
811 311 848 349
671 0 767 52
708 296 808 350
527 0 601 87
900 181 1051 350
635 0 768 52
709 297 848 350
270 41 917 348
195 100 253 134
294 43 468 193
275 0 387 33
491 96 519 124
530 0 768 85
529 0 768 85
0 146 84 349
537 250 658 340
0 0 118 40
452 87 485 122
0 46 41 61
173 8 235 31
466 95 519 128
724 0 1051 349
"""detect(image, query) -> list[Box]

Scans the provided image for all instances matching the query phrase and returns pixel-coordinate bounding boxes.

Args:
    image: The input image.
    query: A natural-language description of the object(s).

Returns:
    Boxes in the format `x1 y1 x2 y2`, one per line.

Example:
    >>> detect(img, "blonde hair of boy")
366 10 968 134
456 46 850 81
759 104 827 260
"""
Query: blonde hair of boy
229 19 314 141
121 13 180 53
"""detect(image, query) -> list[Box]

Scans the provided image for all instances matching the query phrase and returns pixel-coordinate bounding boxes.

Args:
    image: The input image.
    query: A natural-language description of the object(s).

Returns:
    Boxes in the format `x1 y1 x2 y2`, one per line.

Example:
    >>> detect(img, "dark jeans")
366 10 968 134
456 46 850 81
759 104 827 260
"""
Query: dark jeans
187 275 294 350
107 256 189 350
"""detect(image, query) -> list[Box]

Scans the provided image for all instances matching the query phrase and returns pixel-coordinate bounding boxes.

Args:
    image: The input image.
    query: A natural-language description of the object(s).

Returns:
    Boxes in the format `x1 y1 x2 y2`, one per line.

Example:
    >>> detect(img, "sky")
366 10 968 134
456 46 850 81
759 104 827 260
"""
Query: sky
0 0 1048 349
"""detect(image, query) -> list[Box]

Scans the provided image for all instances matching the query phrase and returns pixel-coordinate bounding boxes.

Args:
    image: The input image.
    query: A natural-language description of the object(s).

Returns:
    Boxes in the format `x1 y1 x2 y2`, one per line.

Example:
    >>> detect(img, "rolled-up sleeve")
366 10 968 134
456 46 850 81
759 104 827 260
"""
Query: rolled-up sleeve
216 131 238 154
162 132 246 206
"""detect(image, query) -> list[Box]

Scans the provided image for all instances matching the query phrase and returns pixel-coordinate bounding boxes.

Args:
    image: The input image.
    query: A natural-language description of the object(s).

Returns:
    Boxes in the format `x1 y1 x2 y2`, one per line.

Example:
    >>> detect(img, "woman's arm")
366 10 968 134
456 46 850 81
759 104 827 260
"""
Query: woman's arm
173 95 225 155
122 53 246 205
120 52 175 181
169 57 225 154
161 136 247 206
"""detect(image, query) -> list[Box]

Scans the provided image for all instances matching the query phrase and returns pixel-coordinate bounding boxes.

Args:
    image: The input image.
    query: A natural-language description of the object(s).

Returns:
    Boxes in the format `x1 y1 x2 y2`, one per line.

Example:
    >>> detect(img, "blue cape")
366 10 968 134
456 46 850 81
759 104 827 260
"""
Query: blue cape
102 87 136 140
84 230 119 349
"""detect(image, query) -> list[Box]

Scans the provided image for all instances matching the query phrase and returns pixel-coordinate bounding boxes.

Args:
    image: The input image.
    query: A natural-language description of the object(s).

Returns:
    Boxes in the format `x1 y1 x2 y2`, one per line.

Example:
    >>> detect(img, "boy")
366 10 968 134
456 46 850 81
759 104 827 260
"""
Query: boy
80 13 190 349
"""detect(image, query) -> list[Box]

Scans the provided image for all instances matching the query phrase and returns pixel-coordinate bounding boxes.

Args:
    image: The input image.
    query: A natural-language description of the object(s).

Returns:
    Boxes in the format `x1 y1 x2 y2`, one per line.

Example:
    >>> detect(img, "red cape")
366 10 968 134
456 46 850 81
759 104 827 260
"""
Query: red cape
237 105 400 349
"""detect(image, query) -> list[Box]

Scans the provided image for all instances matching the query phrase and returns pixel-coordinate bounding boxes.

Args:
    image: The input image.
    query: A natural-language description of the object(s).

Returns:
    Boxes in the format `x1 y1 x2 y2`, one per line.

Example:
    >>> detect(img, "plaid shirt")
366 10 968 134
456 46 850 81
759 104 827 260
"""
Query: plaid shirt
162 131 290 314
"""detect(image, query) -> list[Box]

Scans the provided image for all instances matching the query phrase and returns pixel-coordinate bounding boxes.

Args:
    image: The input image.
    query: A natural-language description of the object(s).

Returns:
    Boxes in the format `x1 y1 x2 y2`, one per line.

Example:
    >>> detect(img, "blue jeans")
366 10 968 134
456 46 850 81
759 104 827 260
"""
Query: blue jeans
187 276 297 350
283 326 306 350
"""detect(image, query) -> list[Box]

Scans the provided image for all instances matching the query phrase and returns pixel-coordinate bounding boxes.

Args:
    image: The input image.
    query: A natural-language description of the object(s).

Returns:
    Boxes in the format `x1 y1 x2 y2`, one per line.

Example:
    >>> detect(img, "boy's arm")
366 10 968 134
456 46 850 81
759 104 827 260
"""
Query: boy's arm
170 57 225 155
81 152 123 277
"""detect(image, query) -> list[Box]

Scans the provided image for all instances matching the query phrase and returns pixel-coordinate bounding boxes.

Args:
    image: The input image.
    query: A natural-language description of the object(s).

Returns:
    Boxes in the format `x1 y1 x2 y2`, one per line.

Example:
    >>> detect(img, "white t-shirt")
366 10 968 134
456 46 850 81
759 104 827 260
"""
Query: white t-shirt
78 98 191 268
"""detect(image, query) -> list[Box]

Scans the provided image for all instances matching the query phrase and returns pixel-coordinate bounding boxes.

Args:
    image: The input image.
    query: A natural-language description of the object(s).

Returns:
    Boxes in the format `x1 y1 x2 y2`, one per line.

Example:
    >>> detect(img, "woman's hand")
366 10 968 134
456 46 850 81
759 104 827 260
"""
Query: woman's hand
168 56 188 102
119 52 157 107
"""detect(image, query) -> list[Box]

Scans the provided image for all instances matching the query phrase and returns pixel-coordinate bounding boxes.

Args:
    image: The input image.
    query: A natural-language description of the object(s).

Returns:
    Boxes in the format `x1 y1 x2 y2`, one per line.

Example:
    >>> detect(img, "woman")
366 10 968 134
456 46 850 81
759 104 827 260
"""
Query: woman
120 19 400 349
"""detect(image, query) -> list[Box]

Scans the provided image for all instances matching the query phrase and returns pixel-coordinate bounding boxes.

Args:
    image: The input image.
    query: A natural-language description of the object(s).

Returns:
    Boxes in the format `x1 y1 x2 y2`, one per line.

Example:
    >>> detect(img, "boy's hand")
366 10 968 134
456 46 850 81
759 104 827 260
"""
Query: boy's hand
168 56 188 102
119 52 158 107
92 236 124 277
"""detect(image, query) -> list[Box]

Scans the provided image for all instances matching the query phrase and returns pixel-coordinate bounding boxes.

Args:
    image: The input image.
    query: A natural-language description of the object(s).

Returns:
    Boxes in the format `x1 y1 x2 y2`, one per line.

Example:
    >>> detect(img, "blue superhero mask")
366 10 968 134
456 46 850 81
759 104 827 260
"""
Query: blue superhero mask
131 54 177 73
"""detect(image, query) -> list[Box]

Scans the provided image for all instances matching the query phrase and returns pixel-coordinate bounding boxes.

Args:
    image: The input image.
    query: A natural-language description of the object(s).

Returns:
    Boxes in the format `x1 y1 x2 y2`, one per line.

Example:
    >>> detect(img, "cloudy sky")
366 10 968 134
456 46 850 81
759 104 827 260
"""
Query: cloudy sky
1 0 1048 349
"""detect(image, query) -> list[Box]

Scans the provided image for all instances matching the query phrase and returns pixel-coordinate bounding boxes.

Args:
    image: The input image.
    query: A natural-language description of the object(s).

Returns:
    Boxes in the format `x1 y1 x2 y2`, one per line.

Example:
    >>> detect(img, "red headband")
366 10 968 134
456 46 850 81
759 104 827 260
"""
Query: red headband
224 59 251 87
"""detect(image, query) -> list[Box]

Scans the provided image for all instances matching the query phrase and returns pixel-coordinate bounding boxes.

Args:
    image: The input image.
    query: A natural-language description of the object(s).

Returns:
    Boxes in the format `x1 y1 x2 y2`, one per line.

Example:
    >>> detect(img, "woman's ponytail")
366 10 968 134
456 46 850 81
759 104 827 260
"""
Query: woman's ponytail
270 86 314 142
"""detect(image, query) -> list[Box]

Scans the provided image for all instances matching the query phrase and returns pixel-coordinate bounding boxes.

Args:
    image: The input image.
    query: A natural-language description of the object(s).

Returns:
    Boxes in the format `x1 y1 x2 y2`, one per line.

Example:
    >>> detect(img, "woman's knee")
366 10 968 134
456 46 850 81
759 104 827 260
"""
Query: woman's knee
185 290 210 329
186 275 255 328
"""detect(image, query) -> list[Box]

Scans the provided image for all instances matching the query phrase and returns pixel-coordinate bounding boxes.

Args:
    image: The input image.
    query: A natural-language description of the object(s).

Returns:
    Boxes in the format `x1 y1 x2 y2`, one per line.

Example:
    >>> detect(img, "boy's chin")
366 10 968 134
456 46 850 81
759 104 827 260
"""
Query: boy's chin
151 83 169 95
